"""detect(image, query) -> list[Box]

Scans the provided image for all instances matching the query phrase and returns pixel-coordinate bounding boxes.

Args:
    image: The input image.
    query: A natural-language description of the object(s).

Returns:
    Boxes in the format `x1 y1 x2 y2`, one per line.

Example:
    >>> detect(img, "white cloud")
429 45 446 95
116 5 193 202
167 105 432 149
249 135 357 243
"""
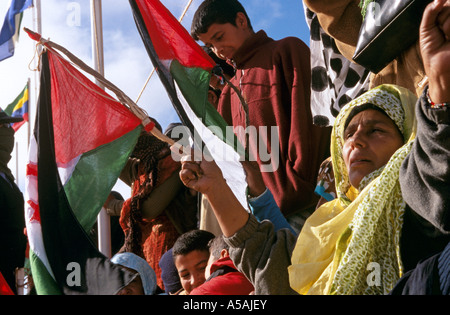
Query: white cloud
1 0 309 197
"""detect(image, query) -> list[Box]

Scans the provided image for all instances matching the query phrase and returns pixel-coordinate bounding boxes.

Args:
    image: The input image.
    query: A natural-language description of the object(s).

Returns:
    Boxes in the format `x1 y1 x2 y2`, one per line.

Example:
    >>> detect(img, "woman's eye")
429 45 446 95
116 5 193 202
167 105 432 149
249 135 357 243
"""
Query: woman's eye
372 128 383 133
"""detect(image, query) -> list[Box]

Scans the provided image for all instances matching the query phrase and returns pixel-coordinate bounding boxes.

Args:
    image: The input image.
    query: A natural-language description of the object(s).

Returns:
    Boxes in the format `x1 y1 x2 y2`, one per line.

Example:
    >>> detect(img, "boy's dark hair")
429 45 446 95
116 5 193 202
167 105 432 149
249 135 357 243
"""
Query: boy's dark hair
191 0 253 41
208 235 229 260
172 230 215 258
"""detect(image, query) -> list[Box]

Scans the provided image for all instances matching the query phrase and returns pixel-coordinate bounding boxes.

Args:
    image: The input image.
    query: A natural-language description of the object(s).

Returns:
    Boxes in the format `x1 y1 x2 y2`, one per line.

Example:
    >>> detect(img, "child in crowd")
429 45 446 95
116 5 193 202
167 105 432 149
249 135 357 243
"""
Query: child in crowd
190 235 254 295
171 229 215 295
191 0 331 228
111 252 158 295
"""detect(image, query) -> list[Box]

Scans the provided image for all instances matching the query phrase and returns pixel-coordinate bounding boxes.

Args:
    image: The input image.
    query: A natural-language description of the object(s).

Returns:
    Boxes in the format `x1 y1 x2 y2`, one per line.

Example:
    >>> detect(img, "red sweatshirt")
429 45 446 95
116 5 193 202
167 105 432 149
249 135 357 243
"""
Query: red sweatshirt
189 257 254 295
218 30 331 216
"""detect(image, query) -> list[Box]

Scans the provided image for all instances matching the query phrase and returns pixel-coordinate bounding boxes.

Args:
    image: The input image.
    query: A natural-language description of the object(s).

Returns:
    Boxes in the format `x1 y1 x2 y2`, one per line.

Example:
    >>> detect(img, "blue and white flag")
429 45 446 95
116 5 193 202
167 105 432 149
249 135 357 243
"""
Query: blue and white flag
0 0 33 61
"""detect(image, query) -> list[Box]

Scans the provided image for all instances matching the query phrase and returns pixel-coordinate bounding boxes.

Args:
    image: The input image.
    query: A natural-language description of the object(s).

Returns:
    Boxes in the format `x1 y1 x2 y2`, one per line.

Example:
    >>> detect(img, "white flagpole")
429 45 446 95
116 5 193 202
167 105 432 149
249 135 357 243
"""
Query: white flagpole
33 0 41 35
26 78 30 147
91 0 111 258
31 0 41 142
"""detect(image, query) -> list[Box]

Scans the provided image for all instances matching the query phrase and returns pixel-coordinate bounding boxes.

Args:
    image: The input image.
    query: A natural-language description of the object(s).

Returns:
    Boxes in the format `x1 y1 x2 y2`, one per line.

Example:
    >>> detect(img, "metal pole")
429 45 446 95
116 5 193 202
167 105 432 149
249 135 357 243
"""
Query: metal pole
31 0 41 145
33 0 41 35
91 0 111 258
26 78 30 147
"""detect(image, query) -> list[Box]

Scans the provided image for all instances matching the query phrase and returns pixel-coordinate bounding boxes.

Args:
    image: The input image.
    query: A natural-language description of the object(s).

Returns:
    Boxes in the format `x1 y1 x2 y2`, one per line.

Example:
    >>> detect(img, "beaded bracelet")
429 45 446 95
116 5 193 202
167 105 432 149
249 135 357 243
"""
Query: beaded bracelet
426 89 450 109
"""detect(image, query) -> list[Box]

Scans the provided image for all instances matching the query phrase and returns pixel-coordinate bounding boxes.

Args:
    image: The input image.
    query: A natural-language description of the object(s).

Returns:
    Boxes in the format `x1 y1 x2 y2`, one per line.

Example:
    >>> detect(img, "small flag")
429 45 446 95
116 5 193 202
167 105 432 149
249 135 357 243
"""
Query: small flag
129 0 249 210
0 0 33 61
4 83 29 131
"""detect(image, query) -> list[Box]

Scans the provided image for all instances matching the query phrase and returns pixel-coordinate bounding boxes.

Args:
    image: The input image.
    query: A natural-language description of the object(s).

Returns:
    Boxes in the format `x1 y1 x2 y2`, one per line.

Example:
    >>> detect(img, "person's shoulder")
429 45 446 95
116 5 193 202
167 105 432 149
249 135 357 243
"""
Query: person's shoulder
274 36 309 52
268 36 310 65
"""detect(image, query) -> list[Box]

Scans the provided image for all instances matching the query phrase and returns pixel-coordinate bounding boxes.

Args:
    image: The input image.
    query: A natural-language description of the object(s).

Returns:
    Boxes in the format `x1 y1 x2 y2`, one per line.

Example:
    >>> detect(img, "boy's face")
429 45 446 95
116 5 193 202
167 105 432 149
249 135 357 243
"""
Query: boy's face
197 12 252 60
174 249 210 294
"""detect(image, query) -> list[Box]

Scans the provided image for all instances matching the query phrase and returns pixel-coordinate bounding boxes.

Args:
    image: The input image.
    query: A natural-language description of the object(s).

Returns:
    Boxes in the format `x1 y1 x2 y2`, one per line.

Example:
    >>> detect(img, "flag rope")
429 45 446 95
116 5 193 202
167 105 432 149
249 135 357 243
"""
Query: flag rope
24 27 178 149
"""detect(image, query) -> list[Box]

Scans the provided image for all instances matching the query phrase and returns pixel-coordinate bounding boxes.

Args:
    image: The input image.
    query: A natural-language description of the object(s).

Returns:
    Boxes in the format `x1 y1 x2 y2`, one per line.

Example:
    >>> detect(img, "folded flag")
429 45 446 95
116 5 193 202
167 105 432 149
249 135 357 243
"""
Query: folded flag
4 82 28 131
129 0 249 210
0 0 32 61
25 33 143 294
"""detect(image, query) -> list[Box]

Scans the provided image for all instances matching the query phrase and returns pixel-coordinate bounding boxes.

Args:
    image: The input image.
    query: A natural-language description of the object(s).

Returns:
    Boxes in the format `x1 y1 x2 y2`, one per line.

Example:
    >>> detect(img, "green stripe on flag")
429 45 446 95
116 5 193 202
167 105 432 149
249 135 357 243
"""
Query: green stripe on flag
29 249 62 295
170 60 245 156
64 126 142 232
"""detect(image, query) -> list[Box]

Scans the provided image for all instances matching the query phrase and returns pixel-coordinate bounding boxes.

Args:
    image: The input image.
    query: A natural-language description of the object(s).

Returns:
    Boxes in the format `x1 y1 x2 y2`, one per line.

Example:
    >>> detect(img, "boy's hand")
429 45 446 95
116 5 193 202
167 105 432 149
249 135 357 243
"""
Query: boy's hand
420 0 450 103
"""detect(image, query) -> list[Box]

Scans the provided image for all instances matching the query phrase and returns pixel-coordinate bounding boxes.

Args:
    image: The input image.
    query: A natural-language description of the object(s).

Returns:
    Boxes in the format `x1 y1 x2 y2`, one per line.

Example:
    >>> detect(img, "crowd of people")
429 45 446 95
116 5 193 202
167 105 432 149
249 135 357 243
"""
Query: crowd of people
1 0 449 295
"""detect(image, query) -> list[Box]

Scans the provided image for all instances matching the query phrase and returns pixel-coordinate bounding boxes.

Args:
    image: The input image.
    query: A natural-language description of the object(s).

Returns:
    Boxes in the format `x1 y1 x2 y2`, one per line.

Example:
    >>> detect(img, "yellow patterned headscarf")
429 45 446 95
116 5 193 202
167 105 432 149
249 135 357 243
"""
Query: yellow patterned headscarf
288 84 417 295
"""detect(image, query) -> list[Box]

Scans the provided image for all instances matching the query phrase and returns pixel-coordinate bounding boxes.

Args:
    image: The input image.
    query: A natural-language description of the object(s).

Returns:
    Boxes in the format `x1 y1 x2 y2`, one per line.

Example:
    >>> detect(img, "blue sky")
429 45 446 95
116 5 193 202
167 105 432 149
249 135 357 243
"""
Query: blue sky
0 0 311 195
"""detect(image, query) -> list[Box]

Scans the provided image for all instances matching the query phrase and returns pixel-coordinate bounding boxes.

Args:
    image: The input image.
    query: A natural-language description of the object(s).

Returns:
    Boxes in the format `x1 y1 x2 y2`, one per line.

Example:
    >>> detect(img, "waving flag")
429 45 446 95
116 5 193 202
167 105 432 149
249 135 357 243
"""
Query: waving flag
0 0 32 61
4 82 28 131
129 0 249 210
25 36 143 294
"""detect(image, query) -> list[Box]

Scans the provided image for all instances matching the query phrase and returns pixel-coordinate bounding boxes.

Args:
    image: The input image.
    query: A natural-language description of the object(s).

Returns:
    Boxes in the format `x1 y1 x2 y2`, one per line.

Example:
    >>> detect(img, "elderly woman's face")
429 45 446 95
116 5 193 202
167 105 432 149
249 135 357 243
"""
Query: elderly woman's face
342 109 404 188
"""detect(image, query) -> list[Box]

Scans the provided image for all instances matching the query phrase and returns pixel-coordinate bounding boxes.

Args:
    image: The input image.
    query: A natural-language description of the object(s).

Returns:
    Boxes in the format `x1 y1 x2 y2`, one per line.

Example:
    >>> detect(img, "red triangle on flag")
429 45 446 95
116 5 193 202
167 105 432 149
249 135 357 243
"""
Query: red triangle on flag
47 51 142 165
135 0 215 71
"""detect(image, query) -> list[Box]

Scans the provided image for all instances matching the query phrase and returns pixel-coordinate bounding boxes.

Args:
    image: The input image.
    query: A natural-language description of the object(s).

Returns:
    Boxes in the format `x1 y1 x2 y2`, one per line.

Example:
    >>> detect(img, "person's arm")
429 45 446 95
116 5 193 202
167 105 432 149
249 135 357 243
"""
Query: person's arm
242 160 296 234
179 155 299 294
225 215 299 295
400 0 450 234
248 189 296 235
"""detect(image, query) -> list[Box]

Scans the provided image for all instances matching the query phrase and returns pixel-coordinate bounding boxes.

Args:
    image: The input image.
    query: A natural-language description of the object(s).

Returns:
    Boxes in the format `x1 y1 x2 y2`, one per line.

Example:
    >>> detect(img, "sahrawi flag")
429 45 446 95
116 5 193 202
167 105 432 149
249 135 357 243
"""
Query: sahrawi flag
25 35 143 294
129 0 249 210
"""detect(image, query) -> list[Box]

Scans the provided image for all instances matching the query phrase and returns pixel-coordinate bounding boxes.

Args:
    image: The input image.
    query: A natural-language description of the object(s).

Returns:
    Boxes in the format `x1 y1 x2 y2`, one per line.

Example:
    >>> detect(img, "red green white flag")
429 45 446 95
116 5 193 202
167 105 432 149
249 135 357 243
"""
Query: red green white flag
25 34 142 294
129 0 249 210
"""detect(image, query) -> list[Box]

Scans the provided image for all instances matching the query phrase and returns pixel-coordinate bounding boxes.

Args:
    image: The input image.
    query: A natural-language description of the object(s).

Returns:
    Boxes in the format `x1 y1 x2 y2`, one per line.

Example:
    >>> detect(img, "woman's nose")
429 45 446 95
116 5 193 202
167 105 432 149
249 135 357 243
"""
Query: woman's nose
349 129 367 148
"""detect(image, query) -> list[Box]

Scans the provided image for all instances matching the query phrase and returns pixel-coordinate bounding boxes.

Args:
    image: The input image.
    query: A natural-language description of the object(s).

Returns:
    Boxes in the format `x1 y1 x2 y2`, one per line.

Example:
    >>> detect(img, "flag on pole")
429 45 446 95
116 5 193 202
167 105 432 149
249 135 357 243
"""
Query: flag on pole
24 37 144 294
4 82 29 131
129 0 249 210
0 0 32 61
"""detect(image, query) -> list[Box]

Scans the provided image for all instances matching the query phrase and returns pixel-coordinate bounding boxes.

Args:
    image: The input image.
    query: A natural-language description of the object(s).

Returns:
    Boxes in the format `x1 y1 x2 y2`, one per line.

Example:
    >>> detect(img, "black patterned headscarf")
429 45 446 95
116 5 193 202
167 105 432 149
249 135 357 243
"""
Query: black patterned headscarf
304 5 371 127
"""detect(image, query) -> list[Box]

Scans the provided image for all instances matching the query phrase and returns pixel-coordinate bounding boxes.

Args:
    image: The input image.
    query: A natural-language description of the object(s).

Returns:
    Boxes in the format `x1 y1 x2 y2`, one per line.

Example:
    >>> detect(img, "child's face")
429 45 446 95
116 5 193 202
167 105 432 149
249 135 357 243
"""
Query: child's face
174 249 210 294
197 12 252 60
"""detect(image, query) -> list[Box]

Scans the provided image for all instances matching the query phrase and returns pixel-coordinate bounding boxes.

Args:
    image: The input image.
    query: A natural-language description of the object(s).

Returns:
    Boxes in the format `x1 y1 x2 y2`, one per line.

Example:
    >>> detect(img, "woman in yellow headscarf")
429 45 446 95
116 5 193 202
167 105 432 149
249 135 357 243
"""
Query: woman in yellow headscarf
178 0 450 295
288 84 417 295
